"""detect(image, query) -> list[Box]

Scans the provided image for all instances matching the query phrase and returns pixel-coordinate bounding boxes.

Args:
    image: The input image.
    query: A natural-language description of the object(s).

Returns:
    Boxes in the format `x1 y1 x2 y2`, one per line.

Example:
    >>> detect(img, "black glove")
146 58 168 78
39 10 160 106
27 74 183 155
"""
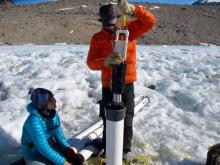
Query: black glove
64 146 85 165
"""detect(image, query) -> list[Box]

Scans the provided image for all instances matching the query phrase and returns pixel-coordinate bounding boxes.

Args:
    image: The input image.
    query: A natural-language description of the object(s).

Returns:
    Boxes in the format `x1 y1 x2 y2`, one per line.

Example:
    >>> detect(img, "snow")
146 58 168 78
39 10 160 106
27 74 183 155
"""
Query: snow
0 44 219 164
149 6 160 10
192 0 220 4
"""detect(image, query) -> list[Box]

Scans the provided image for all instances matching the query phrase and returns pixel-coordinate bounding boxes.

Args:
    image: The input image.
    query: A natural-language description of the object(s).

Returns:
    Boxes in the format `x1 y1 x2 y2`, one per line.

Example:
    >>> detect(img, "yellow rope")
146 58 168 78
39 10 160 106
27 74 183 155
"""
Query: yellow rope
120 15 127 29
126 154 158 165
85 142 197 165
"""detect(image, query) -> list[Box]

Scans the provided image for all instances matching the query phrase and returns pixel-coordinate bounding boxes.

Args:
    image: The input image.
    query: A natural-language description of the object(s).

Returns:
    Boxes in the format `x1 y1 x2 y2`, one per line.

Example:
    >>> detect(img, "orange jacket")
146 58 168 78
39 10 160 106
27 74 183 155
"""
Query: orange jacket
87 6 156 87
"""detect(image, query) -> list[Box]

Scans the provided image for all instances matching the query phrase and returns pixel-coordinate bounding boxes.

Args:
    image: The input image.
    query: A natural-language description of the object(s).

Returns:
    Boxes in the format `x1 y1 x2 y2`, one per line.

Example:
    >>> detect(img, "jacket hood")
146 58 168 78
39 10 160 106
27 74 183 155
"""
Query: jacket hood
27 103 41 117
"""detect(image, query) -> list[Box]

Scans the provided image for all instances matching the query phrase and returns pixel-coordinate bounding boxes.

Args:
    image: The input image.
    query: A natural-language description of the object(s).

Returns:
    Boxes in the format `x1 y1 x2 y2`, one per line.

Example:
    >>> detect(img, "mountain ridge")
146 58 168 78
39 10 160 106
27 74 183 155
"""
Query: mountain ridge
192 0 220 5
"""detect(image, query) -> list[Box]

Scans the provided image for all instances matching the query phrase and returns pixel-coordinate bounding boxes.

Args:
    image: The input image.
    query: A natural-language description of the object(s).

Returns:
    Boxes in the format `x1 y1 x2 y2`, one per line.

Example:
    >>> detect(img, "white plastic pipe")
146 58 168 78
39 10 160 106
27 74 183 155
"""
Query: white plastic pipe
134 96 150 114
68 96 150 161
115 29 129 60
72 96 147 144
75 120 103 139
68 123 103 152
106 119 124 165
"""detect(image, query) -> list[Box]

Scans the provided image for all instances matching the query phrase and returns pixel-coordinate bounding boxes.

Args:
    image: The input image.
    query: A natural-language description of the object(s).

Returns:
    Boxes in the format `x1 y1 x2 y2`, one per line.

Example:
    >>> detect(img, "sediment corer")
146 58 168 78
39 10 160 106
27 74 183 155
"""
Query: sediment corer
111 29 129 104
106 28 129 165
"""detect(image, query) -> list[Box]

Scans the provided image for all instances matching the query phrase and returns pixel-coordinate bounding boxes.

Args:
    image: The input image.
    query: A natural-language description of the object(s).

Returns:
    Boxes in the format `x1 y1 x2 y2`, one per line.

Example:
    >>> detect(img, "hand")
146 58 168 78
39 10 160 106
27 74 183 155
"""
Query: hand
64 146 85 165
118 0 135 16
104 52 123 67
64 161 72 165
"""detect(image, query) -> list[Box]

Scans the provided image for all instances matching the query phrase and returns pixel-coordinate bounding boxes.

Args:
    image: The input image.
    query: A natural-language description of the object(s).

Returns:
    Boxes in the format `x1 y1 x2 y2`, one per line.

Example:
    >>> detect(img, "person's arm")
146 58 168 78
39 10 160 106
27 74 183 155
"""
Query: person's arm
54 114 70 149
54 114 85 165
128 5 157 41
87 35 106 70
28 116 66 165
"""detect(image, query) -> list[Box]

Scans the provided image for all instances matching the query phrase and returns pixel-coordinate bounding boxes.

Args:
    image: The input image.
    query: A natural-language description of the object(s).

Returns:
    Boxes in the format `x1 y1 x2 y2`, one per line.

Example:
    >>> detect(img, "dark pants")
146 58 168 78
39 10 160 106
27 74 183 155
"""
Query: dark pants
100 83 135 154
24 142 65 165
206 143 220 165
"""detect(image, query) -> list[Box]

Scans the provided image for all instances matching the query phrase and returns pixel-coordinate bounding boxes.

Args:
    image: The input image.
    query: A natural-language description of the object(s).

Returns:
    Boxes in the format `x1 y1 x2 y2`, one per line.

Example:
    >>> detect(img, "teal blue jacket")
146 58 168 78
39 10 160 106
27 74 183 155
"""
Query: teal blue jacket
21 103 69 165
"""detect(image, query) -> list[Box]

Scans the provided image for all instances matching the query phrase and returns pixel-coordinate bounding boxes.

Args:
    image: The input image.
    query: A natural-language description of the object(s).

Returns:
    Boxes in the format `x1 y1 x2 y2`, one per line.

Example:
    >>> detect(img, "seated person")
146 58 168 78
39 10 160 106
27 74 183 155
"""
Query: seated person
21 88 84 165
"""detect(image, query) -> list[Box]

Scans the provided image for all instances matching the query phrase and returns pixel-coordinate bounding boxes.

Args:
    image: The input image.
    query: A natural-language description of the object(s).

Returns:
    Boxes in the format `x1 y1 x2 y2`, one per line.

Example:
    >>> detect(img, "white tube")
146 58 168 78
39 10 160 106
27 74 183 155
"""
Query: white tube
115 29 129 60
75 120 103 139
68 123 103 152
78 96 149 160
106 120 124 165
68 96 150 161
79 145 98 160
134 96 150 114
78 126 103 160
115 40 128 60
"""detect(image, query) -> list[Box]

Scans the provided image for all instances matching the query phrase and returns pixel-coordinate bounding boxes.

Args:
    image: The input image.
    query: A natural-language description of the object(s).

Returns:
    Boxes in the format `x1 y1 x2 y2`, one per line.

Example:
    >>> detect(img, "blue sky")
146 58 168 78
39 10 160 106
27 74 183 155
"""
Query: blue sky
129 0 195 4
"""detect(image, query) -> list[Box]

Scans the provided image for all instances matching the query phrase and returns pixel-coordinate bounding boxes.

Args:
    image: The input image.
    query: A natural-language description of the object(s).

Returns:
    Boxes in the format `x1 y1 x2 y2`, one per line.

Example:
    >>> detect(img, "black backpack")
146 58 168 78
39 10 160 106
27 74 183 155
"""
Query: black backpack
206 143 220 165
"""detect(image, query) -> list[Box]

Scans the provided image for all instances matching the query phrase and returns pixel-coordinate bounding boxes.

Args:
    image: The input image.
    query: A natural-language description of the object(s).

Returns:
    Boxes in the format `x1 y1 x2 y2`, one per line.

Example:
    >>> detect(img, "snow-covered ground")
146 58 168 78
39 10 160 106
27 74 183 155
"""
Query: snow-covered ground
0 44 219 164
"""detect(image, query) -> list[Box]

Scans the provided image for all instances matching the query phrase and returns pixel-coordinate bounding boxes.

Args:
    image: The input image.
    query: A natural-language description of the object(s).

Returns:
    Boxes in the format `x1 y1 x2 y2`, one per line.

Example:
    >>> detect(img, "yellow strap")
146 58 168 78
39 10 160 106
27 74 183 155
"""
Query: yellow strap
98 157 106 165
85 157 106 165
120 15 127 29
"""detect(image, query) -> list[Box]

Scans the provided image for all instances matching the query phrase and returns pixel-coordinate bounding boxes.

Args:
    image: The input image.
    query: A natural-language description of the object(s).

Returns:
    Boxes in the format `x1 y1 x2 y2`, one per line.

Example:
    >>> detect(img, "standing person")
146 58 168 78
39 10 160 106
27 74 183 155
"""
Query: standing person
21 88 84 165
87 0 156 159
